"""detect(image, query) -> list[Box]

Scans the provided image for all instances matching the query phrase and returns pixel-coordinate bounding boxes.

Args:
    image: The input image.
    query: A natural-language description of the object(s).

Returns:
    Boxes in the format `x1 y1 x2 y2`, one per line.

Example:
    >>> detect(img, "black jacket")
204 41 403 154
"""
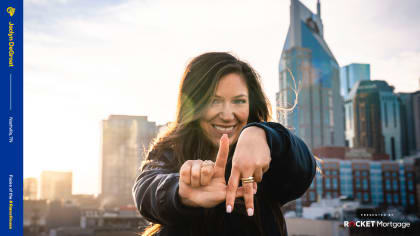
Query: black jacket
132 122 316 236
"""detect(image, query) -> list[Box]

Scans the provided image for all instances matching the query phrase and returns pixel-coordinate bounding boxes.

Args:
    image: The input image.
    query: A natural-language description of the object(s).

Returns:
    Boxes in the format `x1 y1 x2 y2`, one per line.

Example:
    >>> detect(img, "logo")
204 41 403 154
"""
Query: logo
7 7 15 17
344 221 411 229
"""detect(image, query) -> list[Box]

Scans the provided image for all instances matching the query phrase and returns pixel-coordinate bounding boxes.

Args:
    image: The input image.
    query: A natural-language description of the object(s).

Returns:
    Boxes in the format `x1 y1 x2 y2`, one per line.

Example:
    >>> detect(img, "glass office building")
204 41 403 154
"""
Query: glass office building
340 63 370 98
277 0 345 149
399 91 420 156
345 80 402 160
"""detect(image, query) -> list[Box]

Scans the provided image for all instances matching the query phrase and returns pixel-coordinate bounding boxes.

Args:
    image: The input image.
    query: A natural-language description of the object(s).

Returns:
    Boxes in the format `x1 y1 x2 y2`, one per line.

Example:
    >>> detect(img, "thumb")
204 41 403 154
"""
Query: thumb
214 134 229 177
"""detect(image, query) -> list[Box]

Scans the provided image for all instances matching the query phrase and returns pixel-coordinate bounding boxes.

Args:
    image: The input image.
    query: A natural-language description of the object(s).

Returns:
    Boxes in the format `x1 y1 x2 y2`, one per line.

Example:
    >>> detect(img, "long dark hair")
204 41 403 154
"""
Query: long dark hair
141 52 287 236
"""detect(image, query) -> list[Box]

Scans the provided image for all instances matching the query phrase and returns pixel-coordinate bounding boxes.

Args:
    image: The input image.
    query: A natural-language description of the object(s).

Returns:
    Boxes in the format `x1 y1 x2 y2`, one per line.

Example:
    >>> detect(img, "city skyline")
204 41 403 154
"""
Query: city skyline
24 0 420 195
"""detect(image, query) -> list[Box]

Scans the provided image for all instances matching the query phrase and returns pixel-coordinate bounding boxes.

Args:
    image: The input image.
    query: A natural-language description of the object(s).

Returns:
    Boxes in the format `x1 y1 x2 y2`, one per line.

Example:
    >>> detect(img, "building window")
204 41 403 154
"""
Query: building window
363 179 368 190
385 179 391 190
393 193 399 203
309 192 315 201
346 105 349 129
349 105 352 129
326 178 331 188
393 180 398 190
364 193 369 202
356 179 361 189
409 194 415 205
408 181 413 191
333 178 338 189
384 102 388 127
386 194 392 204
393 102 397 128
391 137 396 160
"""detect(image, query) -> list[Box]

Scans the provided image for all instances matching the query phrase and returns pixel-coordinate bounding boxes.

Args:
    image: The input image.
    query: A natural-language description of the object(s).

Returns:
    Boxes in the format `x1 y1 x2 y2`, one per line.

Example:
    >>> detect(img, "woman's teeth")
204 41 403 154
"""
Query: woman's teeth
213 125 234 132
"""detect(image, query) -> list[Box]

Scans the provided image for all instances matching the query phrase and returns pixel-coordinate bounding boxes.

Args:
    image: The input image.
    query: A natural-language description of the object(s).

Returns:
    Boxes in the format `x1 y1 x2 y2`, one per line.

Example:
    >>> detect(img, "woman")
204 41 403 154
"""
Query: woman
132 52 316 235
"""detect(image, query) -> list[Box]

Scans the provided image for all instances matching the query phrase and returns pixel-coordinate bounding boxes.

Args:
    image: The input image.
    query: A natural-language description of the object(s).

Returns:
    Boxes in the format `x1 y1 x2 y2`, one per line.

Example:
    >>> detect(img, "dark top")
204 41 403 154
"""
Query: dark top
132 122 316 236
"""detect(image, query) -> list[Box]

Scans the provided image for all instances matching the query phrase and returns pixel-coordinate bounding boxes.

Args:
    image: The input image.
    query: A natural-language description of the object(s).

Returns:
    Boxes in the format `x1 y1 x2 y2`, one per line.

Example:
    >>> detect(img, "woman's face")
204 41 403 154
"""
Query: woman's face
200 73 249 146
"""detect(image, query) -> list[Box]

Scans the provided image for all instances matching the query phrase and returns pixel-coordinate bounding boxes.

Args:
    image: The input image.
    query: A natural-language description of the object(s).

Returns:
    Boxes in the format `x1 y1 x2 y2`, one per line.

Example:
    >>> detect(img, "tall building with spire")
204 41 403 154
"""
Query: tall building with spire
277 0 345 149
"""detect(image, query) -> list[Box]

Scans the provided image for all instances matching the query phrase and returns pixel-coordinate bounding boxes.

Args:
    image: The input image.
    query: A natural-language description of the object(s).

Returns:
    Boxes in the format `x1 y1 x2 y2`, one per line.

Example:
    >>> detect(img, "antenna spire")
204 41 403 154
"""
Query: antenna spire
317 0 321 17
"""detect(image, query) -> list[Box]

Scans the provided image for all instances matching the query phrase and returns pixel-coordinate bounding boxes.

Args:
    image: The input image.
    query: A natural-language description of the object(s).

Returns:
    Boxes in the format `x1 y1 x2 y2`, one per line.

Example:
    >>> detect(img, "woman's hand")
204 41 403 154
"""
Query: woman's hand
225 126 271 216
178 134 255 208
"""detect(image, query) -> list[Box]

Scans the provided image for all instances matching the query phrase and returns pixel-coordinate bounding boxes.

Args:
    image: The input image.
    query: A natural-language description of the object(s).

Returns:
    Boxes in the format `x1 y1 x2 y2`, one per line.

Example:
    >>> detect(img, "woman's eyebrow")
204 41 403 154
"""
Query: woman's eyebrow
214 94 248 98
232 94 248 98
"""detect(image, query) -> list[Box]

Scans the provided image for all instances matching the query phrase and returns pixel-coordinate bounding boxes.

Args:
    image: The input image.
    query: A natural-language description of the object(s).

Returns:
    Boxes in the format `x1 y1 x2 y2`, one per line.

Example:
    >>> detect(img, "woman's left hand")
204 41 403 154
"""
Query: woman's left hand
225 126 271 216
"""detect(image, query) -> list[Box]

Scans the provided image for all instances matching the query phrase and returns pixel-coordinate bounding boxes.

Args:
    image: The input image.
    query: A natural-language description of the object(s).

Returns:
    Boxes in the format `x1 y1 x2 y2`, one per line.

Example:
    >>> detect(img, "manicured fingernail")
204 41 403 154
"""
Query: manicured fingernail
247 208 254 216
253 188 257 194
226 205 232 213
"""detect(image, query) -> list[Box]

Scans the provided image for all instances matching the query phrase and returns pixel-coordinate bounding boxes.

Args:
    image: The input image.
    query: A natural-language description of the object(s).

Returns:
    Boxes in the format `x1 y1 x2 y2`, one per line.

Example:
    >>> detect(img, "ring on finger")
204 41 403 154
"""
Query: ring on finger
241 176 254 184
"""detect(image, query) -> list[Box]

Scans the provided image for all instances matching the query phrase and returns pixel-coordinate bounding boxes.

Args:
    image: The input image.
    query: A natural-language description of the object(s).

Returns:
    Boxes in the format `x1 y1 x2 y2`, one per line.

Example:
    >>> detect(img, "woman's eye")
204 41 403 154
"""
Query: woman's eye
233 99 246 104
212 99 221 104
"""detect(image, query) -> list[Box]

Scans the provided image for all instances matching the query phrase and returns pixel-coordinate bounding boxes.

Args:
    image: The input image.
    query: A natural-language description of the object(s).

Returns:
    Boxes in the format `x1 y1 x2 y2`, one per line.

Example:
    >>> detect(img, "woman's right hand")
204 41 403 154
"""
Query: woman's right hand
178 134 255 208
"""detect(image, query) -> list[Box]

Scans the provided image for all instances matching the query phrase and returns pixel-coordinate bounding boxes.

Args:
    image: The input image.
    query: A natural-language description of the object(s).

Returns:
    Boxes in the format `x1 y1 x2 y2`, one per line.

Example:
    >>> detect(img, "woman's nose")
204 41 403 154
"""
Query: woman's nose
219 104 234 121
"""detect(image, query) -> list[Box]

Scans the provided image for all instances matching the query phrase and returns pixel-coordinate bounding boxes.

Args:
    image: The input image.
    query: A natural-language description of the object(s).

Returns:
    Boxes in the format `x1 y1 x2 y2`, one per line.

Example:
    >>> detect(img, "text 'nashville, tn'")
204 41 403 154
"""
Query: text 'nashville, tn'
8 21 14 67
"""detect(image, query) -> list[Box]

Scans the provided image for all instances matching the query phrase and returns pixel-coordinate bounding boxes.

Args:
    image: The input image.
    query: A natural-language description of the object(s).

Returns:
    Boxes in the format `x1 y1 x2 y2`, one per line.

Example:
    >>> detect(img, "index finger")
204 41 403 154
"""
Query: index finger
214 134 229 173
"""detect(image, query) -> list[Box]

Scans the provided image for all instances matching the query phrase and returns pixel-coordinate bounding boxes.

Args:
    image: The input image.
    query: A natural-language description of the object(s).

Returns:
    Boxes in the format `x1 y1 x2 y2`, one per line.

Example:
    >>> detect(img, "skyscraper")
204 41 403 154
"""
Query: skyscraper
277 0 345 149
340 63 370 98
40 171 72 201
399 91 420 156
345 80 402 160
100 115 157 207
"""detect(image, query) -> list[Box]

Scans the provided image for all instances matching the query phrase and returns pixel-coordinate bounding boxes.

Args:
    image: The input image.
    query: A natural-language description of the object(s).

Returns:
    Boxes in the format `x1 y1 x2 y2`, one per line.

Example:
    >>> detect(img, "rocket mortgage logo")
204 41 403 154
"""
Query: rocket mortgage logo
344 220 411 229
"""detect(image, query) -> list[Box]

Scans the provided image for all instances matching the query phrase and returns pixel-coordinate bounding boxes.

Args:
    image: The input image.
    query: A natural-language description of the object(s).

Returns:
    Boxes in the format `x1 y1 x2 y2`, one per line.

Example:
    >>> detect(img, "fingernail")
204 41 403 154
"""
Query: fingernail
253 188 257 194
226 205 232 213
247 208 254 216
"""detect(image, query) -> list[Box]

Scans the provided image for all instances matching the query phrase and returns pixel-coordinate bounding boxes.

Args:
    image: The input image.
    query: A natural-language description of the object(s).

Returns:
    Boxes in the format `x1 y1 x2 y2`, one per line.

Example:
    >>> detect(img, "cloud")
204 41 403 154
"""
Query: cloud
372 50 420 92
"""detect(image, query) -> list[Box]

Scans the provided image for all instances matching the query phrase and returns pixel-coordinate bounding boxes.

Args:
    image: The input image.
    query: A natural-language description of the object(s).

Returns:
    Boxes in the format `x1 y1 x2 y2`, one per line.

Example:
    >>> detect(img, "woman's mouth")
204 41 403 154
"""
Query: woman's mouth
212 124 236 135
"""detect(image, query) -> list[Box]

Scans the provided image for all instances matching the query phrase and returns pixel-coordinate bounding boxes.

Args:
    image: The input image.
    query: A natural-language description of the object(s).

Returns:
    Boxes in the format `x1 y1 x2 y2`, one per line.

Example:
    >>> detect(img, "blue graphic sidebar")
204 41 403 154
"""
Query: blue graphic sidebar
1 0 23 235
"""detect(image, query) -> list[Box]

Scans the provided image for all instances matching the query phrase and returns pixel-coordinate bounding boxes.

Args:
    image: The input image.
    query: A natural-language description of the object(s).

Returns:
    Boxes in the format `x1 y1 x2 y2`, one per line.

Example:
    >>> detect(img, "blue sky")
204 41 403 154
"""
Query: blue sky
24 0 420 195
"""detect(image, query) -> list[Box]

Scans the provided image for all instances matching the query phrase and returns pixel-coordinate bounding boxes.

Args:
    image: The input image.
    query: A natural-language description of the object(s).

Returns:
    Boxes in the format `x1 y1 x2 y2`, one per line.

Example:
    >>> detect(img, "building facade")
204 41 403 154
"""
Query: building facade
100 115 157 207
345 80 402 160
24 177 38 200
23 200 48 236
399 91 420 156
277 0 345 149
40 171 72 201
340 63 370 98
302 158 417 211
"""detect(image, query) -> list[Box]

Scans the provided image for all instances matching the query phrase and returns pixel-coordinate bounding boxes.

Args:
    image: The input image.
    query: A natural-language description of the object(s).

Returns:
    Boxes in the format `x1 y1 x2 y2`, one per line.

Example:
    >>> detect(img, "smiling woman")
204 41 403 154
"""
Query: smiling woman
132 52 316 236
